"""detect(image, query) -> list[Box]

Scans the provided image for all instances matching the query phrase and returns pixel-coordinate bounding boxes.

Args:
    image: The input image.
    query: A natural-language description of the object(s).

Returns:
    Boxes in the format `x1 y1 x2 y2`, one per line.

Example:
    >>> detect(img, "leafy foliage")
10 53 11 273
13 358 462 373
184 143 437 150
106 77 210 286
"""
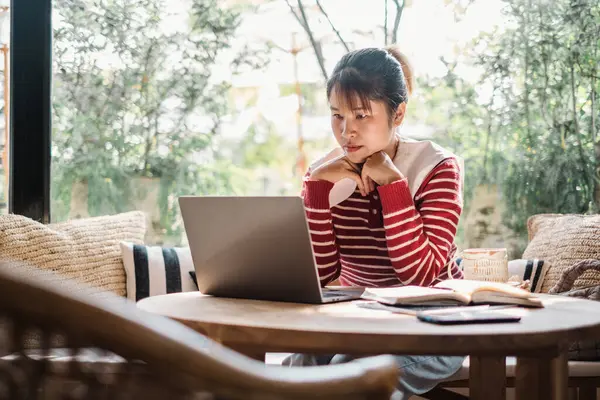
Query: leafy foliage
51 0 600 248
474 0 600 233
421 0 600 241
52 0 266 242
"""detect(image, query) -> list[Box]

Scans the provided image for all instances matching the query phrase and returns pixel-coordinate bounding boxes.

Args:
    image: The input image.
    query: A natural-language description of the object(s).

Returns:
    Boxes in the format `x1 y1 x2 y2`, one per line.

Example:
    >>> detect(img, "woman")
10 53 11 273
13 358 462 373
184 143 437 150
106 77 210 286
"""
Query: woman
286 47 465 399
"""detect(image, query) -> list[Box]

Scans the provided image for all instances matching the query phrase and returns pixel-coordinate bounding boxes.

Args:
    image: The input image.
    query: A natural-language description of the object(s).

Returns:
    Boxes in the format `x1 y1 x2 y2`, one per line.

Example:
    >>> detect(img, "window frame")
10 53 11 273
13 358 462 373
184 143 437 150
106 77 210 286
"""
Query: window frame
9 0 52 223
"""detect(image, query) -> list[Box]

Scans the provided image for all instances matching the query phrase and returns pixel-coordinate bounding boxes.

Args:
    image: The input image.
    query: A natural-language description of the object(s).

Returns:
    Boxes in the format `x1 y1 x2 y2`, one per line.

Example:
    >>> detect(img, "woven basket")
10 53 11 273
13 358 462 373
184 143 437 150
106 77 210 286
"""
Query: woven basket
522 214 600 293
461 248 508 282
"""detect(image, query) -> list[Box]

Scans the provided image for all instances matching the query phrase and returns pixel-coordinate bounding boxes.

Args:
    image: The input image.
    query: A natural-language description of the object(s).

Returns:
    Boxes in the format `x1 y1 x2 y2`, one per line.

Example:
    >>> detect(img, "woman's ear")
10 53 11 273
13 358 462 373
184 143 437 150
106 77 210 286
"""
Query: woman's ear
393 103 406 128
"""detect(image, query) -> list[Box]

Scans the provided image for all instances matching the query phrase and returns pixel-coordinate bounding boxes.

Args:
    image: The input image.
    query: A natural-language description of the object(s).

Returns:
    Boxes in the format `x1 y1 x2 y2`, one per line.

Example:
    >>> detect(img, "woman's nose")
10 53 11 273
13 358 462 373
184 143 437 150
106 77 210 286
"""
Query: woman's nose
341 120 356 138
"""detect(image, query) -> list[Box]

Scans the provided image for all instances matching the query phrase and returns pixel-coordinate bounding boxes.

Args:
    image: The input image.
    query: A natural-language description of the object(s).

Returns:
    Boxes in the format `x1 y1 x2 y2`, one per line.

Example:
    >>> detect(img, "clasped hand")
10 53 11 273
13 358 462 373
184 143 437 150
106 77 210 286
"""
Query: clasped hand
309 151 403 196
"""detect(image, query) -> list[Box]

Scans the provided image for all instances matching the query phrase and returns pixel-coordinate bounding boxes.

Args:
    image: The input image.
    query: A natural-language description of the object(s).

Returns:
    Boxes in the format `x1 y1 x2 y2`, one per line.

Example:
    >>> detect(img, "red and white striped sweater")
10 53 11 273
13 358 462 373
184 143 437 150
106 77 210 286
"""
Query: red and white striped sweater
302 158 464 288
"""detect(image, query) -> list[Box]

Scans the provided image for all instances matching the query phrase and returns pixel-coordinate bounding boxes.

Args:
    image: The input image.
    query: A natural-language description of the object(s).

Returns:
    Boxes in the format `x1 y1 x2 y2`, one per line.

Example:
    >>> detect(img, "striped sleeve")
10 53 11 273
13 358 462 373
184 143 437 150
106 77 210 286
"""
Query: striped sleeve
301 178 342 286
376 158 463 287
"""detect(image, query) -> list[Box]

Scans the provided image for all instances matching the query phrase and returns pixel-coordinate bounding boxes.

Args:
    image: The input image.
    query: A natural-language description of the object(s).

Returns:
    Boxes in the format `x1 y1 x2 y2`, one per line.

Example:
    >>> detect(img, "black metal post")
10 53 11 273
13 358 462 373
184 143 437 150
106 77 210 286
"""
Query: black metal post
9 0 52 223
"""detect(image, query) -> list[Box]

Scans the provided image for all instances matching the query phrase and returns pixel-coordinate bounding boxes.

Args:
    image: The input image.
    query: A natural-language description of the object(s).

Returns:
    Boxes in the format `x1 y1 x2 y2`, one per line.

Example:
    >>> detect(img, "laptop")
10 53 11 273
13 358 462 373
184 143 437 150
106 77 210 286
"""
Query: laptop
178 196 363 304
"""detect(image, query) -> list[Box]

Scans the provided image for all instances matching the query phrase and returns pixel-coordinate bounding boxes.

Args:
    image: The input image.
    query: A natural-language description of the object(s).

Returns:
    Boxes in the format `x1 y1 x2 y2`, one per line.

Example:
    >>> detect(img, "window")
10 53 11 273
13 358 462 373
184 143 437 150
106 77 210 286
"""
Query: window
11 0 600 258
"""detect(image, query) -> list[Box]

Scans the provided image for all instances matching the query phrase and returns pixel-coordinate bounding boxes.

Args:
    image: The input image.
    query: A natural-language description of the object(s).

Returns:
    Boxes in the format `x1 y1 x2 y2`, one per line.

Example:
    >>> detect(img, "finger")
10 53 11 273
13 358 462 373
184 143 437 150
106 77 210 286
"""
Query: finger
352 173 367 197
369 177 376 193
342 170 366 196
361 168 371 195
357 179 367 197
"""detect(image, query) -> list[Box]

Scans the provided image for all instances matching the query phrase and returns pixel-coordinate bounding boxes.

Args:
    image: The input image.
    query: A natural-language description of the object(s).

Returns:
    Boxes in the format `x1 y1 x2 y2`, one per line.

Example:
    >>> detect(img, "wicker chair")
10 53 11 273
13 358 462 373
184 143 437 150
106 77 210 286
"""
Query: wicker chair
0 261 399 400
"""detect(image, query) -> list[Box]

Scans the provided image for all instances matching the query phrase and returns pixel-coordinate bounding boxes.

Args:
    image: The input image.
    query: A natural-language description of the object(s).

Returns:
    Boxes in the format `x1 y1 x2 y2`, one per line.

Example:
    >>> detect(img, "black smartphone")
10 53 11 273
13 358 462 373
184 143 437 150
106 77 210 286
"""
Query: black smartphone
416 307 522 325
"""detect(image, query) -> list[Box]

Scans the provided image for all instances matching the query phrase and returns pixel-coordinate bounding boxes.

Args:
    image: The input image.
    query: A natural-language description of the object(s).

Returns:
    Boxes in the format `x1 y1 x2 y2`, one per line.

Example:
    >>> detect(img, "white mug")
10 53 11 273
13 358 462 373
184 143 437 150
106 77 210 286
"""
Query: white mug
461 248 509 283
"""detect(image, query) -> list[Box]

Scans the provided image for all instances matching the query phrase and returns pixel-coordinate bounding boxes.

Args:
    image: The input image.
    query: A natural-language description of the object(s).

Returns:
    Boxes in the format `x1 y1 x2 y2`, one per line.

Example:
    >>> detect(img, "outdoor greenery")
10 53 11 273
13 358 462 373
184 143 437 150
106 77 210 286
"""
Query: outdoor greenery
50 0 599 249
427 0 600 236
52 0 269 241
484 0 599 229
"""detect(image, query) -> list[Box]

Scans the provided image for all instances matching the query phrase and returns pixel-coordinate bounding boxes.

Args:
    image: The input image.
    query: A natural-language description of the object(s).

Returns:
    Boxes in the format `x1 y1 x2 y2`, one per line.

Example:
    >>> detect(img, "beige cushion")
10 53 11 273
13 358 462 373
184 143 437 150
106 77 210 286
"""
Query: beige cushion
0 211 146 297
522 214 600 293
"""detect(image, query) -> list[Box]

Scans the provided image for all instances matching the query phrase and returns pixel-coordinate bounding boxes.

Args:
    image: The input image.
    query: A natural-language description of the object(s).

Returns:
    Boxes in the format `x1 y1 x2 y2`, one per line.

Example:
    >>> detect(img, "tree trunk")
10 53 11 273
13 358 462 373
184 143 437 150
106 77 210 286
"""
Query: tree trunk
384 0 389 45
571 62 592 204
592 73 600 211
291 0 329 82
482 89 497 184
316 0 350 52
592 73 597 143
391 0 403 44
595 140 600 212
523 0 532 146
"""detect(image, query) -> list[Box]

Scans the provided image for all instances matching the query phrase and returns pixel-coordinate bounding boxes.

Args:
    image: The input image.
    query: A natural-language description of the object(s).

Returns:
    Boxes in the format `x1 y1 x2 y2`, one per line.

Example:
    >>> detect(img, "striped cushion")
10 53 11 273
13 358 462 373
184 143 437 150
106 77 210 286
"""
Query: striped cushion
189 271 198 288
507 259 548 293
120 242 197 301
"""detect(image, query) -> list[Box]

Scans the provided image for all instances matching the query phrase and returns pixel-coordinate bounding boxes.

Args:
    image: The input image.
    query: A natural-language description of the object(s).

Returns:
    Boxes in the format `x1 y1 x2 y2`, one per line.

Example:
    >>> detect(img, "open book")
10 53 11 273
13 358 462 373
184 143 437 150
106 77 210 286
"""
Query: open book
360 279 544 308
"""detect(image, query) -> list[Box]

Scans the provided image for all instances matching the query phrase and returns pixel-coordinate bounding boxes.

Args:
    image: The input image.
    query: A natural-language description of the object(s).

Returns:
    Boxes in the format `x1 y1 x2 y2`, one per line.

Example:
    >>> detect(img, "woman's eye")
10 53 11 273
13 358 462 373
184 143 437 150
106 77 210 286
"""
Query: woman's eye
356 114 368 120
332 114 343 120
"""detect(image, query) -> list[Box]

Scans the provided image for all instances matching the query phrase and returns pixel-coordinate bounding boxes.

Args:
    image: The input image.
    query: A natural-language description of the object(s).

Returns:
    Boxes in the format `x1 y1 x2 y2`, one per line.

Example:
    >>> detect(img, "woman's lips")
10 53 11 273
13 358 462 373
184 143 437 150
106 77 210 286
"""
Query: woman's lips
345 145 363 153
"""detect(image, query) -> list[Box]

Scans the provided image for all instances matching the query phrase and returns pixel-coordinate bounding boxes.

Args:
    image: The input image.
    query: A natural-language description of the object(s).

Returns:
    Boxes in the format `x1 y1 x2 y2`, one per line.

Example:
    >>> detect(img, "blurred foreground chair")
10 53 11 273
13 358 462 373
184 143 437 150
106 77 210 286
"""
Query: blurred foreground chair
0 260 399 400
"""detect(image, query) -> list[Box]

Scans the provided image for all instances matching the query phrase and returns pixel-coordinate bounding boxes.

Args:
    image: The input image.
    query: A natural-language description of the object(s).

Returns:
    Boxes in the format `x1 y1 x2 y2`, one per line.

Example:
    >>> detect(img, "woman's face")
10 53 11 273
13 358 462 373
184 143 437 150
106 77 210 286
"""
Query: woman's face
329 90 405 164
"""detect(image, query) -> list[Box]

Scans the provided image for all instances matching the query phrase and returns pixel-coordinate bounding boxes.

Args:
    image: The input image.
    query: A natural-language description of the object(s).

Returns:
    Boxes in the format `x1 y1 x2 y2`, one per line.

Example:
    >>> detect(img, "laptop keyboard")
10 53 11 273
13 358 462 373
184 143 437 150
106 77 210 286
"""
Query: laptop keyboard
322 289 363 297
322 291 343 297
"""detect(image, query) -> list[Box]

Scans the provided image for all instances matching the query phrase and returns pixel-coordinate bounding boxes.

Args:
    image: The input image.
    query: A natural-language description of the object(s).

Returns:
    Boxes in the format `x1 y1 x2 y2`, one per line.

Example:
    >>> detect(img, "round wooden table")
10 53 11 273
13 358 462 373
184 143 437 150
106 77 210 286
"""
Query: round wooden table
138 292 600 400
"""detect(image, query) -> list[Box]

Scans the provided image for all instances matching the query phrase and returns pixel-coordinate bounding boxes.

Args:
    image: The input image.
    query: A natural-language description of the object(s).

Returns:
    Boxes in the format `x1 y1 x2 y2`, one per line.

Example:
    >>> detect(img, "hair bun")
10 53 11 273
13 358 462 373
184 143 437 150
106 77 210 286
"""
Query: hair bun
385 46 414 96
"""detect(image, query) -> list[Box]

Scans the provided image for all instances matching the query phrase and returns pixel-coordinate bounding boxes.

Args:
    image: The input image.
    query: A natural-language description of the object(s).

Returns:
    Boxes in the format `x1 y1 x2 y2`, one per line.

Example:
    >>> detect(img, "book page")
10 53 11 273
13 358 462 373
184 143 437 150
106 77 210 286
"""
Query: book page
434 279 532 299
470 291 544 307
360 286 470 305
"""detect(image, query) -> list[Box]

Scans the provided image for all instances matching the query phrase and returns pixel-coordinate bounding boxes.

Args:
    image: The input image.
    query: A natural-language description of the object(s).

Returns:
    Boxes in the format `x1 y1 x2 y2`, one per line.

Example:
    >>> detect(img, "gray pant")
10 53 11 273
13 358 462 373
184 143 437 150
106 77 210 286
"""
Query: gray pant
283 353 465 400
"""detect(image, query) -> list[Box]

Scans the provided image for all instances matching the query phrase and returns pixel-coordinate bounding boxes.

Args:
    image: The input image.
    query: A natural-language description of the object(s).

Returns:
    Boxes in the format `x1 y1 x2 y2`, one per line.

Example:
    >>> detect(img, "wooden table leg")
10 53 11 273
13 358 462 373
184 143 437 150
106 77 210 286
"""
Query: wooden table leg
551 351 568 400
469 356 506 400
516 350 568 400
516 356 550 400
578 384 597 400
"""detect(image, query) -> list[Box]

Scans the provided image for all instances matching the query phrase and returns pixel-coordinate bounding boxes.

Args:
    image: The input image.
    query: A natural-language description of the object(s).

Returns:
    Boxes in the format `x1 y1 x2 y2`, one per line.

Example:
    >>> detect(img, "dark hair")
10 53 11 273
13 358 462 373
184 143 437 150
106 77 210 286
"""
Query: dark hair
326 46 414 122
